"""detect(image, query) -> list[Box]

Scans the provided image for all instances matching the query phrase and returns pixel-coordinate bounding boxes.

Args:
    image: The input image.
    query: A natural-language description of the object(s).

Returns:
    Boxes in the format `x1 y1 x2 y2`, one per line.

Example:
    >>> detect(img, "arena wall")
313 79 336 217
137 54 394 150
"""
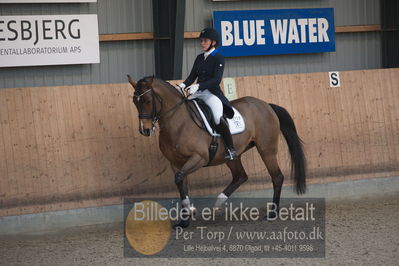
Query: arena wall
1 68 398 217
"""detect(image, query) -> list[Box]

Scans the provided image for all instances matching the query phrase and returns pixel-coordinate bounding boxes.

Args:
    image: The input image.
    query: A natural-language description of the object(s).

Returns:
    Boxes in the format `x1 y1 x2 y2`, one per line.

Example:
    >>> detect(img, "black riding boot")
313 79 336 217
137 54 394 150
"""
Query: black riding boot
217 117 238 160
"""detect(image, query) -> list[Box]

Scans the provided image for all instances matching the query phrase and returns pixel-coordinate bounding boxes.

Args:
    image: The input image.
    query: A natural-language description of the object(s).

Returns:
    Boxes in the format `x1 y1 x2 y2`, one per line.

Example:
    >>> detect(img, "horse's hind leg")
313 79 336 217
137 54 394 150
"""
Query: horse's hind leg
258 150 285 220
214 157 248 208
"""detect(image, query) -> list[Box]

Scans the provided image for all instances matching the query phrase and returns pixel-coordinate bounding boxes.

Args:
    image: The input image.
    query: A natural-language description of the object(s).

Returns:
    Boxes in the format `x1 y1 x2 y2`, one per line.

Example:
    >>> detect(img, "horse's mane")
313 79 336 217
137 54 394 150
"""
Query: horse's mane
155 77 176 89
138 76 183 98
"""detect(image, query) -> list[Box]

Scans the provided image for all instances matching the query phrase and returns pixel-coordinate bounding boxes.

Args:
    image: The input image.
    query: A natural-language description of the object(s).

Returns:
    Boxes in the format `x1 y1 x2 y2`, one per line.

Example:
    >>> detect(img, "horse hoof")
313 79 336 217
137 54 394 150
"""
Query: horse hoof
189 206 197 217
213 207 222 212
212 207 224 217
172 219 190 230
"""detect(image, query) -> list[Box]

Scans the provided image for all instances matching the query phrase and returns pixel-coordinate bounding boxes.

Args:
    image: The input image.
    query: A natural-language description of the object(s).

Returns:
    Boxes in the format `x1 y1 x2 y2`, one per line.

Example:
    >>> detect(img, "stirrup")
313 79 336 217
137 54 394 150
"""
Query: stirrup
225 148 238 160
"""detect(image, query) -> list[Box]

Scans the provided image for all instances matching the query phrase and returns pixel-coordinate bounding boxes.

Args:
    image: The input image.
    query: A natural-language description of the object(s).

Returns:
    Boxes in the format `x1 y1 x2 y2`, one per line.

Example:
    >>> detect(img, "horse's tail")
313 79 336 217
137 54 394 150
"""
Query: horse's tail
270 104 307 194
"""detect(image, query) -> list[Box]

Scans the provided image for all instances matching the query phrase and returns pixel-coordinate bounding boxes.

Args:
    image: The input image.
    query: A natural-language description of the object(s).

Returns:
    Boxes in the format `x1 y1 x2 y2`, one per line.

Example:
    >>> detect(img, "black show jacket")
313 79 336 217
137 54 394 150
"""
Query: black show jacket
183 49 234 119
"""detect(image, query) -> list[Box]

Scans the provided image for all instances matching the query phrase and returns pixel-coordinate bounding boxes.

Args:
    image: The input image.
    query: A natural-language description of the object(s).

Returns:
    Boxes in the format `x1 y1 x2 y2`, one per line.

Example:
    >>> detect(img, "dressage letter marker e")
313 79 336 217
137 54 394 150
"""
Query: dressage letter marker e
223 78 237 101
329 71 340 87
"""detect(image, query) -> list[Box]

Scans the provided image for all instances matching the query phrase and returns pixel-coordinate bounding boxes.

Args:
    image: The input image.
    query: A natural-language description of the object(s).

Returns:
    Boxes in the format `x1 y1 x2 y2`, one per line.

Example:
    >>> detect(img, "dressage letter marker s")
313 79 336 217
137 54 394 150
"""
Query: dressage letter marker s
329 71 341 87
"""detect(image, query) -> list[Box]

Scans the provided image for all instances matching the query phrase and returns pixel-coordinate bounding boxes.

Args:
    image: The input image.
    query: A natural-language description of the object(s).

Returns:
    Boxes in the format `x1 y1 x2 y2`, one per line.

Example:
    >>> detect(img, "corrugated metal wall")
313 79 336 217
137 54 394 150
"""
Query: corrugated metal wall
184 0 381 30
0 0 154 89
183 0 382 78
0 0 382 88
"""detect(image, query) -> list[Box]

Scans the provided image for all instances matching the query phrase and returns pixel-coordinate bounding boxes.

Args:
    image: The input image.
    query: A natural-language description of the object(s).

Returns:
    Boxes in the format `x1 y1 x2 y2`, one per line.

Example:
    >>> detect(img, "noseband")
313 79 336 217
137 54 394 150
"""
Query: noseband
133 86 186 128
134 87 163 122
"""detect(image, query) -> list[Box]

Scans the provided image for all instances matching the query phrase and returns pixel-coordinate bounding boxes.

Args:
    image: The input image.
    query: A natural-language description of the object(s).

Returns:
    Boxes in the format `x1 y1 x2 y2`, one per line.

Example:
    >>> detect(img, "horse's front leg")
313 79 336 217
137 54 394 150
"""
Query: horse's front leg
173 154 206 229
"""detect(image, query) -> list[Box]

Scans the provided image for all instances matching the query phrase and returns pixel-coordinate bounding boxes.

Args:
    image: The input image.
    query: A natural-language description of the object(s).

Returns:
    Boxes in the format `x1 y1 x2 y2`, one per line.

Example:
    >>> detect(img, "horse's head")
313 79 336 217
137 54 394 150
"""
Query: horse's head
127 75 161 136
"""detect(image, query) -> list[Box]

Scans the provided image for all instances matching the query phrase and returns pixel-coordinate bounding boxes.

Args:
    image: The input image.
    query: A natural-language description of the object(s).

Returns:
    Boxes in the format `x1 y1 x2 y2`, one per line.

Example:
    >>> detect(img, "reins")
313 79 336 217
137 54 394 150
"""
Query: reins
134 83 205 131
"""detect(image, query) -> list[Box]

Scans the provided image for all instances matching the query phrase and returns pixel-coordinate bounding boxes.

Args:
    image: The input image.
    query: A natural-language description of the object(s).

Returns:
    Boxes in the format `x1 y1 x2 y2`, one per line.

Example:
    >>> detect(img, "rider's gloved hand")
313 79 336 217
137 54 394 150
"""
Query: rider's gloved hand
177 83 186 90
186 84 199 95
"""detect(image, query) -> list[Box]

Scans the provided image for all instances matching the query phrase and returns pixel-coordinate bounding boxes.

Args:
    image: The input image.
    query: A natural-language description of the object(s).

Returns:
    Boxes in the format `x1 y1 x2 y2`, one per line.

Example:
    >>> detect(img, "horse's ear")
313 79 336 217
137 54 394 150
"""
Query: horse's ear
127 75 137 89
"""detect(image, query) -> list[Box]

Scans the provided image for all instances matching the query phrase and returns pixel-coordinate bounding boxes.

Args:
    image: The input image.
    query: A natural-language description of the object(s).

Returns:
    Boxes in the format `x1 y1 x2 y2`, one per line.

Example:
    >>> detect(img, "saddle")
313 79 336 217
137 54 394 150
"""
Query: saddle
193 99 217 131
189 99 245 136
187 99 246 165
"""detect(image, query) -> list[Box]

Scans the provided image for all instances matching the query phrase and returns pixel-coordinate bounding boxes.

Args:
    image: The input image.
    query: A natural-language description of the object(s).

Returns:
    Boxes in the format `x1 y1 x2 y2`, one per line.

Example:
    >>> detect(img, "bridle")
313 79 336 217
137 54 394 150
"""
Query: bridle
134 88 161 121
133 86 186 130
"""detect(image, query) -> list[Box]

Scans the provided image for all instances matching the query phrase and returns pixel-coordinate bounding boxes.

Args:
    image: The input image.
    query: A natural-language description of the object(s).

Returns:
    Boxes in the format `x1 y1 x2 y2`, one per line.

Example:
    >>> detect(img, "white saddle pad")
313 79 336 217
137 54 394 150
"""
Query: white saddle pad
192 100 246 137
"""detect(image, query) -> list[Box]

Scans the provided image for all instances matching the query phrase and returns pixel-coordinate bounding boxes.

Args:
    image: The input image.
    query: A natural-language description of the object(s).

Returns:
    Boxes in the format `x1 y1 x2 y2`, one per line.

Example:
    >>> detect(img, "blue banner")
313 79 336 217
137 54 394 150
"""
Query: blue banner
213 8 335 57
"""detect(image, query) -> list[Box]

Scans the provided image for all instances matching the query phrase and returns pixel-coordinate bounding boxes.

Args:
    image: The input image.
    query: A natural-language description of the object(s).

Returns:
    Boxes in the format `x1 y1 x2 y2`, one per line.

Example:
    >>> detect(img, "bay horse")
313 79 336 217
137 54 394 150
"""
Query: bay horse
127 75 306 228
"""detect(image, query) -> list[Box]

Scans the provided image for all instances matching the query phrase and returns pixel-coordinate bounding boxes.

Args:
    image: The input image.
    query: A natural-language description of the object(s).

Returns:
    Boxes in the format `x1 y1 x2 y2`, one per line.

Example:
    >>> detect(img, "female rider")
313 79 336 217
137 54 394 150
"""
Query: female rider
177 28 237 160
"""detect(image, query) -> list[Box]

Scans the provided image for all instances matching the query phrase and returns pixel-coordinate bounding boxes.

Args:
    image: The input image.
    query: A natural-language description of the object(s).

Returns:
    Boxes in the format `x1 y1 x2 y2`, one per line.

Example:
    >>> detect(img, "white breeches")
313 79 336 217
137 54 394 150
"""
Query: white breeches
189 89 223 124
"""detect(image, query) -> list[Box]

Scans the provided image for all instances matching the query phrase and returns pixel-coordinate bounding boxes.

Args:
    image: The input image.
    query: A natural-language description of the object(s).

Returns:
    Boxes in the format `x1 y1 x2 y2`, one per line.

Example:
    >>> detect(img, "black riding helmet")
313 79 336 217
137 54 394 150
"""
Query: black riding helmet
199 28 220 50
